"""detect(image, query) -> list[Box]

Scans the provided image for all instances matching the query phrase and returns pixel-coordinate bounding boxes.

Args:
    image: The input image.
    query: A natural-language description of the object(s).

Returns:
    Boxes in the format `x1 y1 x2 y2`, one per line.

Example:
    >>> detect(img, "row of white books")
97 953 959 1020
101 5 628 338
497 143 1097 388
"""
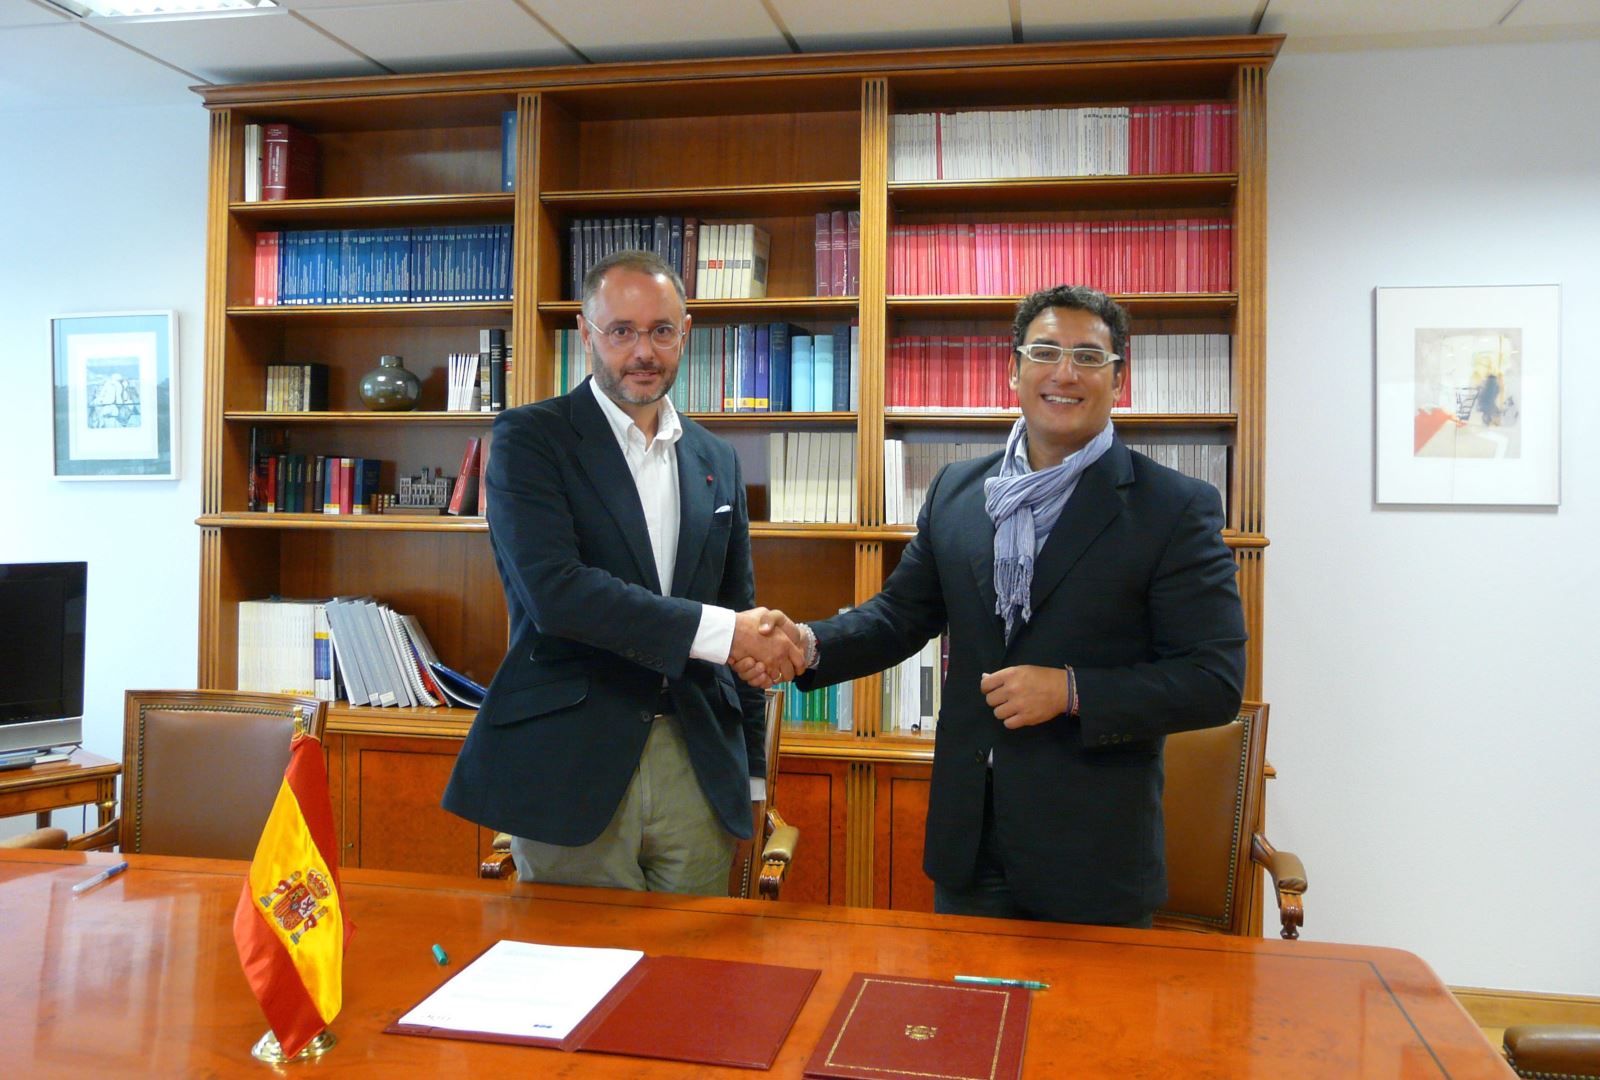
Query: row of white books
237 597 482 709
883 439 1003 525
1123 334 1233 414
1126 442 1230 514
880 634 945 736
767 432 857 524
893 107 1132 180
695 223 771 300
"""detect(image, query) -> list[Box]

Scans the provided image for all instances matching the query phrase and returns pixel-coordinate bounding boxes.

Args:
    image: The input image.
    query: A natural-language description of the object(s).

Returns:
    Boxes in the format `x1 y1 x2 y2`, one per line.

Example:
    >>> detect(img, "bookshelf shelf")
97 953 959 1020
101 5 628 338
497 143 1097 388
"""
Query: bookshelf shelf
885 410 1238 430
199 37 1277 905
887 294 1236 319
197 512 487 533
230 193 514 226
888 174 1236 212
226 410 496 424
543 182 861 217
227 302 512 326
539 296 858 320
687 411 857 426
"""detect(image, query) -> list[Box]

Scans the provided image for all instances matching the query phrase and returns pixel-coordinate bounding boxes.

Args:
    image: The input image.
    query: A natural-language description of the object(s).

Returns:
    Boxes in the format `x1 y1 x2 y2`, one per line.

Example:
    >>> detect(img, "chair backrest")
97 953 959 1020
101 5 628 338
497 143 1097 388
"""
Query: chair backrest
1154 702 1268 936
728 687 784 900
120 689 327 859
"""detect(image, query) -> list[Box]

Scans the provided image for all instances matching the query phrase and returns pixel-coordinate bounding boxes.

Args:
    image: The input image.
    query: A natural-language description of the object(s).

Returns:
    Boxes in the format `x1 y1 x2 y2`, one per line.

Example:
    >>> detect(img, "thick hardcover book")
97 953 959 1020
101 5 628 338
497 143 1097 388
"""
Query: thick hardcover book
389 944 818 1070
500 109 517 192
262 122 318 201
803 973 1030 1080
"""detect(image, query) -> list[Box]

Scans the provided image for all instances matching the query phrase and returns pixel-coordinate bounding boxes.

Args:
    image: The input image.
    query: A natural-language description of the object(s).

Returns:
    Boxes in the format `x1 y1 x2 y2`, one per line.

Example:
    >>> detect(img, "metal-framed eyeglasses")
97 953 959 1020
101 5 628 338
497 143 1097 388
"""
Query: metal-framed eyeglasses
583 317 686 352
1015 343 1122 369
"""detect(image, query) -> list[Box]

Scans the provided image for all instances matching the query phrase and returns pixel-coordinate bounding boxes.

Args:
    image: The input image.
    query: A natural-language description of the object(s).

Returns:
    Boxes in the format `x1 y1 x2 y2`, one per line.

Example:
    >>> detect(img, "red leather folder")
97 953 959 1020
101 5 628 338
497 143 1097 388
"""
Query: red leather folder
388 949 819 1070
803 973 1030 1080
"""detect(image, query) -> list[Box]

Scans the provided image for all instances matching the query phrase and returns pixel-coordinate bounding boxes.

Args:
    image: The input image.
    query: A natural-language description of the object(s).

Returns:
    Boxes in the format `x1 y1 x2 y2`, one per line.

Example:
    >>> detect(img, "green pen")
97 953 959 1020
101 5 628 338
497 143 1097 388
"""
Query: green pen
431 943 449 965
954 975 1048 990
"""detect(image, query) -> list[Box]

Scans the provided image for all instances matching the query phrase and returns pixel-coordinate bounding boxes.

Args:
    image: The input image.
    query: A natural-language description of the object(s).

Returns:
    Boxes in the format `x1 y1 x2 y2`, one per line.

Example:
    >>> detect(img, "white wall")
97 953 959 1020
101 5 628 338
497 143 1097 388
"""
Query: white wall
1266 39 1600 995
0 103 209 831
2 39 1596 995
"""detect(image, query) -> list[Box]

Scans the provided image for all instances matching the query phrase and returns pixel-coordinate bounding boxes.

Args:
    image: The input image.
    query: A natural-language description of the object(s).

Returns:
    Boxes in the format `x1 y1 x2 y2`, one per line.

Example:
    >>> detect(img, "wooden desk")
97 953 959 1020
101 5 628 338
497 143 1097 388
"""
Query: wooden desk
0 750 118 830
0 849 1509 1078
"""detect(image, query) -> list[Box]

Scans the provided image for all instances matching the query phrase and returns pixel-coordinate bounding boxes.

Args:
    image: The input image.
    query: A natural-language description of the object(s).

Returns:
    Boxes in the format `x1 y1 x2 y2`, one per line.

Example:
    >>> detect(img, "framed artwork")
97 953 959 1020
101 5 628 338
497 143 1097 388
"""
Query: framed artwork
1374 285 1560 506
51 311 179 480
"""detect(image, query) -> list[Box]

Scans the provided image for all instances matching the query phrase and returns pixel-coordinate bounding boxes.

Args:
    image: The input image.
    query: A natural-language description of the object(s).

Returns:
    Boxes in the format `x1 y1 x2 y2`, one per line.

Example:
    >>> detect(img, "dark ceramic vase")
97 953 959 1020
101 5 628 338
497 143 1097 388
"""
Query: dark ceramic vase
358 354 421 411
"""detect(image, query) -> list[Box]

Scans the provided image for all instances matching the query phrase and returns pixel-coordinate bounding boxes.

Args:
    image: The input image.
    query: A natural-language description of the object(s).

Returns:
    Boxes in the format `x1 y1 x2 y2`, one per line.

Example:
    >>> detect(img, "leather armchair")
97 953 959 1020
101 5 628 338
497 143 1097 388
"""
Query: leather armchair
69 689 327 859
1503 1026 1600 1079
1156 703 1308 940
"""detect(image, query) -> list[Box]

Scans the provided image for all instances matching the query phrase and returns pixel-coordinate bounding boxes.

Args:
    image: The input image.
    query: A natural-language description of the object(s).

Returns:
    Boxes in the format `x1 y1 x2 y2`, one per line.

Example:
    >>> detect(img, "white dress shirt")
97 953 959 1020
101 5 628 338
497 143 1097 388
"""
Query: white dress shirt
588 380 735 665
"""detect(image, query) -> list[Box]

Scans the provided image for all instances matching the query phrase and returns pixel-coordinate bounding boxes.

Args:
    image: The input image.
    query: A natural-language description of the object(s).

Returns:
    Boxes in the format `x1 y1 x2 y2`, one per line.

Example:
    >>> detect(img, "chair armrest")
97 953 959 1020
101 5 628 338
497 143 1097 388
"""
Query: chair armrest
65 819 120 852
1503 1025 1600 1079
0 827 69 850
756 810 799 901
1250 833 1307 940
480 832 516 880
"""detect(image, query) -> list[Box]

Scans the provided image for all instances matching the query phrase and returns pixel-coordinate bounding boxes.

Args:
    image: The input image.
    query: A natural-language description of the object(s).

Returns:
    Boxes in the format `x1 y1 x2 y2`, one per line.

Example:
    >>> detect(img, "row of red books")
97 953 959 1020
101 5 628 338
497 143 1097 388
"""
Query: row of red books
814 210 861 297
884 335 1131 412
888 219 1233 297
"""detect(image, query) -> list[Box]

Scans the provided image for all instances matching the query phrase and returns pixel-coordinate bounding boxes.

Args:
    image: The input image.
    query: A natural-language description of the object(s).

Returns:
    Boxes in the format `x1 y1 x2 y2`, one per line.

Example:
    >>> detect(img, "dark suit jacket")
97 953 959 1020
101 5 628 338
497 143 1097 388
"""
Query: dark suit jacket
442 379 766 845
798 440 1245 923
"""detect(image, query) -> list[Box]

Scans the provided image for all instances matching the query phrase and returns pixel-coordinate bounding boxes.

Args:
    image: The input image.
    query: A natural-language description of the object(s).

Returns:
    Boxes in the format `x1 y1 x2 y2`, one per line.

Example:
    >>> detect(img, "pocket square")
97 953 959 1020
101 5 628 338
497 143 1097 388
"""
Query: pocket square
714 504 732 514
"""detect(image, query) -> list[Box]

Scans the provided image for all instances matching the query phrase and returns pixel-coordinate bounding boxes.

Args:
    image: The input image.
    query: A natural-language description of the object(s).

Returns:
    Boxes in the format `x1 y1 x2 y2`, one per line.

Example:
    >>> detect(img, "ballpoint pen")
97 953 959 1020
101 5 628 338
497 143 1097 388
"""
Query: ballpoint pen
72 861 130 896
954 975 1050 990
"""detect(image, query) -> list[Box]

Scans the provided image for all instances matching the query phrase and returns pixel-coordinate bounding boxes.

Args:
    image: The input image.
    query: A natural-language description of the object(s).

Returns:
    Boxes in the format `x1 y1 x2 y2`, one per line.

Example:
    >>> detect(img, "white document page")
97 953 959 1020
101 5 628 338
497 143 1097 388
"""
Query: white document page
397 939 644 1041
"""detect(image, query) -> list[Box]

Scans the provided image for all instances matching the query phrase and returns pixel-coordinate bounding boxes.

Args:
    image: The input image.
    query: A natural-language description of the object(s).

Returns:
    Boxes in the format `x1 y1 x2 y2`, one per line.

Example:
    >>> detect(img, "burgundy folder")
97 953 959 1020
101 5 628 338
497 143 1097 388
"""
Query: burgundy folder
388 950 819 1070
803 973 1031 1080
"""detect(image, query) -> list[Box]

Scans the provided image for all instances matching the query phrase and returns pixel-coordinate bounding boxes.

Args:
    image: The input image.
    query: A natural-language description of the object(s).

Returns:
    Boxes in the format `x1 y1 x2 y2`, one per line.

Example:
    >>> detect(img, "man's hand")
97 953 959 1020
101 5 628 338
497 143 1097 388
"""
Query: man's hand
731 608 806 688
980 665 1070 729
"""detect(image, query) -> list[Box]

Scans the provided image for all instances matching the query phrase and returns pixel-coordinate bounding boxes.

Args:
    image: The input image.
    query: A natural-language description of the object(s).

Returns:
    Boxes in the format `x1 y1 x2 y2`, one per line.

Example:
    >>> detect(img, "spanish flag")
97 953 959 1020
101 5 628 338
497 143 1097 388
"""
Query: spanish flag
232 730 352 1057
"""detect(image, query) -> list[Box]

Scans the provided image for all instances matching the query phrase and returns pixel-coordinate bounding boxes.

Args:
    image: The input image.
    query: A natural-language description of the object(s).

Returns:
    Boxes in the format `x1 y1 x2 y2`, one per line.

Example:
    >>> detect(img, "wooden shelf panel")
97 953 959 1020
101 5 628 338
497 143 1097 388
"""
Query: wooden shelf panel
325 703 478 739
783 731 935 761
229 193 514 226
888 294 1236 318
543 182 860 217
885 410 1238 430
688 411 857 426
751 522 863 539
889 174 1236 212
226 410 496 425
227 302 512 326
199 512 487 533
540 297 859 320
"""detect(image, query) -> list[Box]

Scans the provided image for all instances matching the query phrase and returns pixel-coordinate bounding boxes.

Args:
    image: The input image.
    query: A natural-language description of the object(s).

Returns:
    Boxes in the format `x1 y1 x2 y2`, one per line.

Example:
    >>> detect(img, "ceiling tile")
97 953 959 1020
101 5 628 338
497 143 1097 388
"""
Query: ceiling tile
0 23 195 109
776 0 1010 52
1020 0 1254 42
527 0 789 62
1259 0 1511 38
1501 0 1600 30
93 8 385 83
302 0 575 73
1 0 70 29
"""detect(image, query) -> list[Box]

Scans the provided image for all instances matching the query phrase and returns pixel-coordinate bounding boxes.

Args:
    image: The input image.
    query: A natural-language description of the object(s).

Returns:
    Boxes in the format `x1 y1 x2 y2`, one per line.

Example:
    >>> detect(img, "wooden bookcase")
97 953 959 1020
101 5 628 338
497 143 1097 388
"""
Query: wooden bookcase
197 36 1279 914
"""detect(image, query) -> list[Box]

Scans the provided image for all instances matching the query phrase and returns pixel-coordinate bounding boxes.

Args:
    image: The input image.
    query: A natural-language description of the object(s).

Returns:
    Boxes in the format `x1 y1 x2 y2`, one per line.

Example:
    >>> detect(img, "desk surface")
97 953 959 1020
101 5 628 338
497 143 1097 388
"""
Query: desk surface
1 849 1509 1079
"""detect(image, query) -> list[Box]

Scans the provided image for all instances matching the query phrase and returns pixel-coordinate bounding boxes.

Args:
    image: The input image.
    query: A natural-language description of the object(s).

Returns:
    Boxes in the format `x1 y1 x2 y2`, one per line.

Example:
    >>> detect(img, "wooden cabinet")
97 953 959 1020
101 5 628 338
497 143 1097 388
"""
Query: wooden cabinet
198 37 1278 905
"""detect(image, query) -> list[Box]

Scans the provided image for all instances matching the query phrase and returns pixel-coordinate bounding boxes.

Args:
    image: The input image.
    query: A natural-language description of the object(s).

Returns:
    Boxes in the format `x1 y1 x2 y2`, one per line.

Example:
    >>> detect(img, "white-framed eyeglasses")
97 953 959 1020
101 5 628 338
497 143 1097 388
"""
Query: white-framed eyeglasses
1015 343 1121 369
583 317 686 351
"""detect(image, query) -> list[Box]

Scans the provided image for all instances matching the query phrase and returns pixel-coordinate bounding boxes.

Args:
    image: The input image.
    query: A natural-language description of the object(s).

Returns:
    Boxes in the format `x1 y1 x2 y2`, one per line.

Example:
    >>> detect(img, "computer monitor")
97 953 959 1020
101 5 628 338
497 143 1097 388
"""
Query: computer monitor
0 561 86 762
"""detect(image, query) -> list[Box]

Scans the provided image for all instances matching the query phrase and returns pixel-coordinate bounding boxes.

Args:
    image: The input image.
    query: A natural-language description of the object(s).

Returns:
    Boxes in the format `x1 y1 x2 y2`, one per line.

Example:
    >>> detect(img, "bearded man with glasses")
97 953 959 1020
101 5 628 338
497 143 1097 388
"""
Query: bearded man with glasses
745 283 1245 928
445 249 804 896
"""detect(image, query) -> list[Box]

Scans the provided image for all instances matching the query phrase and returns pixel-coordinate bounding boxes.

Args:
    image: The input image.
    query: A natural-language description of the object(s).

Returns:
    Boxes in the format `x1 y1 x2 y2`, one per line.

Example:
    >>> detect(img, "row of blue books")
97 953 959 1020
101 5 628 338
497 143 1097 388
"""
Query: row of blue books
256 224 512 305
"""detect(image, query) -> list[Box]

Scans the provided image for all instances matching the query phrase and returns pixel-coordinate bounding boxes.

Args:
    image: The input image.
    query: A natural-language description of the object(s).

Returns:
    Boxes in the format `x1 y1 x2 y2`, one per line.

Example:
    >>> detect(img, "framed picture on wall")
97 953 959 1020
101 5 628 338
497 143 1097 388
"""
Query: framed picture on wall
1374 285 1560 506
50 311 179 480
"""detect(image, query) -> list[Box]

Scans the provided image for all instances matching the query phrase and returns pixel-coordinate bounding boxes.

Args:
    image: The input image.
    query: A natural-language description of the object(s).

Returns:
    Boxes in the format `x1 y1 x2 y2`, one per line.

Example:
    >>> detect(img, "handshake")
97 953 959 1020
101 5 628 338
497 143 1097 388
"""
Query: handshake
729 608 809 689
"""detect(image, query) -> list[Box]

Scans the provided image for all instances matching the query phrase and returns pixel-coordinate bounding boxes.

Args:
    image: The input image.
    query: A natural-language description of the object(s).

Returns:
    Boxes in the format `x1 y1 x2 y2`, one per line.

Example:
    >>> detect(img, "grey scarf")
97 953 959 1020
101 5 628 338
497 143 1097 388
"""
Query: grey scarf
983 419 1114 641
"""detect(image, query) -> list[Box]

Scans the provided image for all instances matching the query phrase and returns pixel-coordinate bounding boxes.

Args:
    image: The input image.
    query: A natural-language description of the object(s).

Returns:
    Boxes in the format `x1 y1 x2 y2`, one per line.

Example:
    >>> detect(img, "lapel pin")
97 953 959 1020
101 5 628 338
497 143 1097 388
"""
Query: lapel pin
706 474 714 484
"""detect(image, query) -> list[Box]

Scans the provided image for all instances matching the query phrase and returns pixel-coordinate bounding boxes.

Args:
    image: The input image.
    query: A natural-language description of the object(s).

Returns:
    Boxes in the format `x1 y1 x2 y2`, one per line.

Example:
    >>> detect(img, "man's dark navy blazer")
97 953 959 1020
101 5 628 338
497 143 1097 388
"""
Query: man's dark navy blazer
443 378 766 846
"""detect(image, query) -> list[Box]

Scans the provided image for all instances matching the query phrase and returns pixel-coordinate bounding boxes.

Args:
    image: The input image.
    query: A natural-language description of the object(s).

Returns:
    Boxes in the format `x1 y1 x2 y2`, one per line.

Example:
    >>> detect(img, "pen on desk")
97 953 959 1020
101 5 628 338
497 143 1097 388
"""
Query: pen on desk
431 944 449 966
954 975 1049 990
71 861 130 896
